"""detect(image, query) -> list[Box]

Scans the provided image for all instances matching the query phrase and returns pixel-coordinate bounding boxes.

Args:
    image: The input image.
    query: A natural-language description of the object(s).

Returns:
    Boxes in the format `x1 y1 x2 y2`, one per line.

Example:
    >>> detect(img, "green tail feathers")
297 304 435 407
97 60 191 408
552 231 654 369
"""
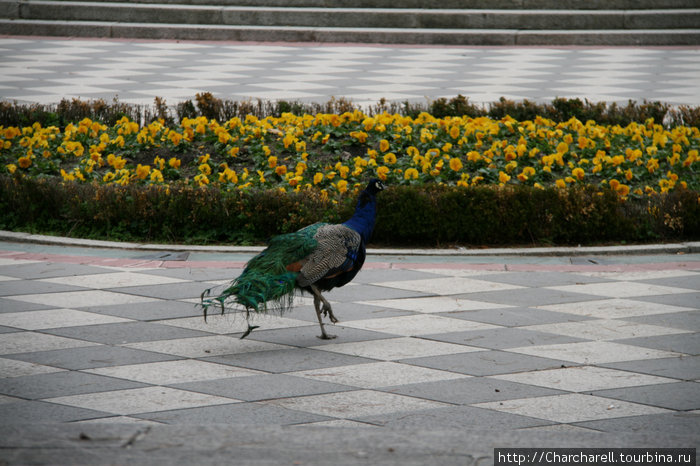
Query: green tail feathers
201 223 325 320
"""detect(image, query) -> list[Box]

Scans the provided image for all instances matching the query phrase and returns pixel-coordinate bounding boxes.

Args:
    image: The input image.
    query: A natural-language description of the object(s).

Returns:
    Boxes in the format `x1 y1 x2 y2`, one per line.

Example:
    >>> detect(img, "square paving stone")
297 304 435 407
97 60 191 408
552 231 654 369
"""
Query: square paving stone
510 341 682 364
43 322 211 344
133 401 331 425
0 371 147 399
0 298 54 313
574 412 700 435
456 288 600 307
124 335 289 358
399 350 575 376
380 376 565 405
536 298 696 319
79 300 201 321
319 284 431 302
289 361 467 389
632 293 700 310
525 319 689 341
616 333 700 356
547 282 694 299
8 290 159 308
473 393 671 423
0 331 97 355
0 281 88 297
171 374 354 401
339 314 499 337
491 366 676 392
261 389 449 419
0 309 133 330
139 267 244 281
442 307 594 327
246 325 395 348
625 311 700 330
591 381 700 410
5 345 180 370
206 347 378 373
351 268 443 284
85 359 263 385
312 337 482 361
0 400 111 423
107 282 211 300
0 358 64 378
0 262 115 280
423 327 585 350
638 275 700 291
479 271 610 287
600 356 700 381
357 405 553 430
376 276 524 295
359 296 513 314
289 302 416 322
45 386 238 415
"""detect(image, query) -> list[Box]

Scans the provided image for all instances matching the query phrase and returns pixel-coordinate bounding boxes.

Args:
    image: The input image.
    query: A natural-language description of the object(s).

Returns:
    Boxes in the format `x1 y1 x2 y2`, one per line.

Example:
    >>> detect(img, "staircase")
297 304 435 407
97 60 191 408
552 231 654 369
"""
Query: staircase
1 0 698 45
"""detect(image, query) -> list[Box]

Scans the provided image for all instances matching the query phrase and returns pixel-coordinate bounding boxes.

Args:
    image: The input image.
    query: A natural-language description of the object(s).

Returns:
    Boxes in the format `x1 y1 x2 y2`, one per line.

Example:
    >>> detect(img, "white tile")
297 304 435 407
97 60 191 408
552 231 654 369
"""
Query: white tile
84 360 262 385
46 386 237 415
524 319 690 341
0 309 132 330
340 314 499 336
0 275 19 282
536 299 696 319
577 270 700 281
156 314 312 334
547 282 693 298
76 416 162 425
403 268 505 277
490 366 676 392
312 337 482 361
124 335 290 358
263 389 448 419
8 290 159 308
41 272 187 289
288 361 466 389
358 296 511 313
508 341 682 364
376 277 523 295
0 357 65 377
474 393 670 423
0 332 97 355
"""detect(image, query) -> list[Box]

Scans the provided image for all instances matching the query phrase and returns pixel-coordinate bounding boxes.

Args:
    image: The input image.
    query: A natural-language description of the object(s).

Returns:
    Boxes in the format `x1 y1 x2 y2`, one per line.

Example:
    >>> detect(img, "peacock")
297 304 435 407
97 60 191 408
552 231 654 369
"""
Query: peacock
200 179 385 339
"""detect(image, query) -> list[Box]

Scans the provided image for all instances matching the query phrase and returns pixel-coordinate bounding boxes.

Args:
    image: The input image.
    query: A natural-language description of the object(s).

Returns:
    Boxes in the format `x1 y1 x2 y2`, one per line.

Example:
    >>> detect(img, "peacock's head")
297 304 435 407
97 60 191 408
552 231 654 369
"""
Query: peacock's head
367 178 386 194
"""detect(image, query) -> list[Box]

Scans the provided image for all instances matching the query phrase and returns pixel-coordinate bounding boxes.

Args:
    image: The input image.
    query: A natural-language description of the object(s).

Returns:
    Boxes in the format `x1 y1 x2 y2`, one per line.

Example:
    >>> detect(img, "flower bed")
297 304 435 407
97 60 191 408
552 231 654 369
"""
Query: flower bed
0 105 698 246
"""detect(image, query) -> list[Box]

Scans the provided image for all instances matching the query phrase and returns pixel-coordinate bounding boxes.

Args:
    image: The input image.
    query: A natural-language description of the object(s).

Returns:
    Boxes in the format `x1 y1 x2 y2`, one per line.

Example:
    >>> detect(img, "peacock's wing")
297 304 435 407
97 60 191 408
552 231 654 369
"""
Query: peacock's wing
296 224 361 288
201 222 326 318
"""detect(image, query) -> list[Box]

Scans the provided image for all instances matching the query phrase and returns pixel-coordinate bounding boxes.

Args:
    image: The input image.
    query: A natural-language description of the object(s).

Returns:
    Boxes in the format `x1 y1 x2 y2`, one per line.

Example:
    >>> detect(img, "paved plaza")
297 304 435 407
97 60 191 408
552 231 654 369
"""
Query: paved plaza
0 238 698 463
1 38 700 107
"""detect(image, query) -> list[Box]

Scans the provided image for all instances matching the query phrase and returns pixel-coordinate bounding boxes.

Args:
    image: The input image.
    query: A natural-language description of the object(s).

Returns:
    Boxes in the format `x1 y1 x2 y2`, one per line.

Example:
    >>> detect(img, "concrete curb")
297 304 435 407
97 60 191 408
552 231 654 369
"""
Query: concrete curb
1 230 698 257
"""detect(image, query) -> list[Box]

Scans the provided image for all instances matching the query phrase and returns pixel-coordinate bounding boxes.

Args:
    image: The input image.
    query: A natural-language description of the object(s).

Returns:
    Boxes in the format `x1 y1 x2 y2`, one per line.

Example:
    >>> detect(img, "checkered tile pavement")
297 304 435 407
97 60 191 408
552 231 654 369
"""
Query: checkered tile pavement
0 249 698 433
1 37 700 107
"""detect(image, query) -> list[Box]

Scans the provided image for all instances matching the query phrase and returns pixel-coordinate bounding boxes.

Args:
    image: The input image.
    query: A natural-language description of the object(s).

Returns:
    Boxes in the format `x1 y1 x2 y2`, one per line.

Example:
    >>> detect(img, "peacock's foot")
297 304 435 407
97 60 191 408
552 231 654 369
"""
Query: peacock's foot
321 304 339 323
317 333 337 340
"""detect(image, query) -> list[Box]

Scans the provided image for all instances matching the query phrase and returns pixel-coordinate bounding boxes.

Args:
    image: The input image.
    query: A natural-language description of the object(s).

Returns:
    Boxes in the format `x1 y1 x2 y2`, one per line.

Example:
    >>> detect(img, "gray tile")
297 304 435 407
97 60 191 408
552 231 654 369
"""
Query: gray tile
441 307 593 327
399 350 577 376
6 345 181 370
0 400 111 423
639 276 700 291
107 282 208 300
0 298 54 313
321 284 430 302
455 288 600 307
171 374 354 401
133 402 330 425
0 263 114 280
0 326 17 333
634 293 700 310
0 371 147 399
380 377 565 405
624 311 700 330
289 302 415 323
357 405 553 429
43 322 210 344
352 268 443 284
0 281 88 297
141 268 243 281
591 382 700 411
206 347 377 373
480 272 609 287
600 356 700 381
616 333 700 356
246 325 395 348
423 327 586 350
80 301 200 321
574 412 700 435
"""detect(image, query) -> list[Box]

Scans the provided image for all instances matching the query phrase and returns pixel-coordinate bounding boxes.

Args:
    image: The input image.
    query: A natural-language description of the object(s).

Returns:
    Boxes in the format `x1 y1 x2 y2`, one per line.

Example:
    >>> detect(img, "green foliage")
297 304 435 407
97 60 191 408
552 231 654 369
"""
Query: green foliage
1 175 697 247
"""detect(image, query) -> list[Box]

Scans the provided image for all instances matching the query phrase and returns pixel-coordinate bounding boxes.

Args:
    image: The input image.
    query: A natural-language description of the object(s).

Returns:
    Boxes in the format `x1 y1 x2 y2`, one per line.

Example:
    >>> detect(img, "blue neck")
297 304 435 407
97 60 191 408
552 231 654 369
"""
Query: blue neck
343 192 377 244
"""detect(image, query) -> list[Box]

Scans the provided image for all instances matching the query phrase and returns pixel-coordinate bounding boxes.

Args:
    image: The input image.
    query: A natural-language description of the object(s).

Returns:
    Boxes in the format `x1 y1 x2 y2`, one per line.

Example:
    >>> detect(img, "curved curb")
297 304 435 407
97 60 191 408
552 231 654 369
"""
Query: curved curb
1 230 698 257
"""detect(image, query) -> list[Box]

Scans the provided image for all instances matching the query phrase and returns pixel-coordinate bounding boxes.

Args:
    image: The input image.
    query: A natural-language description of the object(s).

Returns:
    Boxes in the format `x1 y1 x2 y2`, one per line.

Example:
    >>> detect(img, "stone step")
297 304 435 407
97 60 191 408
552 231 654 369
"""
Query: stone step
6 2 700 31
1 19 698 46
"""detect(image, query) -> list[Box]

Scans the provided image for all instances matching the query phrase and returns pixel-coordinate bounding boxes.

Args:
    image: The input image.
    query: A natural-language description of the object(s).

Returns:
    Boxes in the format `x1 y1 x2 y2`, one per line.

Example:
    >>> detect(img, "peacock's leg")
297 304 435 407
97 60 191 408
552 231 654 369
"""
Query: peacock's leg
310 285 336 339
